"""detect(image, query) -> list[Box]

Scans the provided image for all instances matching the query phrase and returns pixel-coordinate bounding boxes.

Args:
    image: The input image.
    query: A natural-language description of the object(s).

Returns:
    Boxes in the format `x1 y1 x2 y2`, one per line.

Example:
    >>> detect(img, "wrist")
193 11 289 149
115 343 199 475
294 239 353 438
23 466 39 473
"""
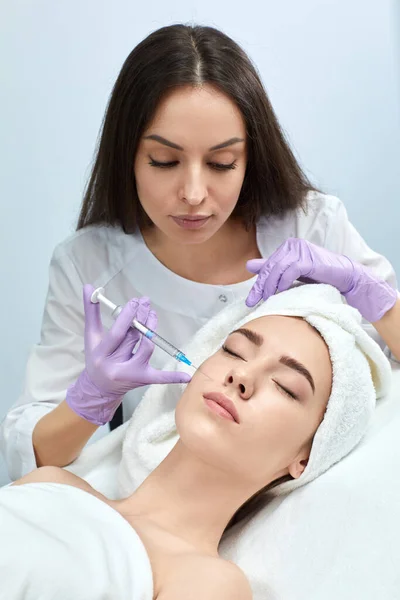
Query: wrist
344 266 397 323
372 296 400 361
372 292 400 325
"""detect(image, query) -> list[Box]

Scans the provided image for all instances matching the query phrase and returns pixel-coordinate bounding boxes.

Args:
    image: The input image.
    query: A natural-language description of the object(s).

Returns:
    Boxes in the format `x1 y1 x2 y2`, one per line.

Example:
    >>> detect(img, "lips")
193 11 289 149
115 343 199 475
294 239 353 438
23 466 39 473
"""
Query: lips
174 214 210 220
203 392 240 423
171 215 211 230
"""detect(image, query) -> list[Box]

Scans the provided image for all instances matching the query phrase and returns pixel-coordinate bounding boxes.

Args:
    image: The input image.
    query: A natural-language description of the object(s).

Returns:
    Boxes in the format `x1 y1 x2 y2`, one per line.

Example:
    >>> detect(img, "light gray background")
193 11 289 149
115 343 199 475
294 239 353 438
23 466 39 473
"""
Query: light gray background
1 0 399 484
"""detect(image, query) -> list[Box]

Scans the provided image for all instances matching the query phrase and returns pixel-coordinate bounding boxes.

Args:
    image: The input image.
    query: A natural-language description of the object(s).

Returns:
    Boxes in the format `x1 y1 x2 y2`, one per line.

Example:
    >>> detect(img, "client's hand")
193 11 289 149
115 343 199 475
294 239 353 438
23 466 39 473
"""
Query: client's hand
246 238 397 323
66 285 191 426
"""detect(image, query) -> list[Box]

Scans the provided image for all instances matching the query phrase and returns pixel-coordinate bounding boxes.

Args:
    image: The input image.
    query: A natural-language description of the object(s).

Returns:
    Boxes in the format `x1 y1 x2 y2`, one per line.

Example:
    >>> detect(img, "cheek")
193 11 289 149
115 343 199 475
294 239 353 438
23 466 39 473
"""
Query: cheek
134 154 174 204
135 169 168 206
195 358 222 381
175 375 205 429
242 404 317 469
211 172 245 208
175 389 195 439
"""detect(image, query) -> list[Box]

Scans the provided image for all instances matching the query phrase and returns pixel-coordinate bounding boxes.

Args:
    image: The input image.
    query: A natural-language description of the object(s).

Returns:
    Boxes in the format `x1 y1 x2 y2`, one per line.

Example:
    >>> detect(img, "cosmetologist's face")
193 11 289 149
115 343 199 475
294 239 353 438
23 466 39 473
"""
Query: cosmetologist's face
134 84 247 245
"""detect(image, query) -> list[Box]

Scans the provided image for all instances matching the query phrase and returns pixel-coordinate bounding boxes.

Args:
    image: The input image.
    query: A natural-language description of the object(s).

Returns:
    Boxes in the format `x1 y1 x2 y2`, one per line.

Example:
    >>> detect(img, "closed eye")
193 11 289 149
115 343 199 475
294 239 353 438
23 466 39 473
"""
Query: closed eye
149 159 178 168
149 158 237 171
273 381 299 401
208 161 237 171
222 344 244 359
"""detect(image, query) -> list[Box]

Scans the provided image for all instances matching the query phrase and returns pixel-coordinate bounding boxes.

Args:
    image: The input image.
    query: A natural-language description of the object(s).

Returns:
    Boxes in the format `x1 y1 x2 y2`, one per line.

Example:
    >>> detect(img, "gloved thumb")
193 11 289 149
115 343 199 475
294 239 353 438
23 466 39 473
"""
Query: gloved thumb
246 258 266 274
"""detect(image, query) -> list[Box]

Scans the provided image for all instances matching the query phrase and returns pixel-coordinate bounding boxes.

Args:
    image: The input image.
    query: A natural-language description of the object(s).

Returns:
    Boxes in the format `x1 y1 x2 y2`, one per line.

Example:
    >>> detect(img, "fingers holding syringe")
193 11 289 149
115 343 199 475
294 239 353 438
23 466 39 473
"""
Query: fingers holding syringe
134 309 158 363
119 297 153 356
98 297 151 356
123 309 192 385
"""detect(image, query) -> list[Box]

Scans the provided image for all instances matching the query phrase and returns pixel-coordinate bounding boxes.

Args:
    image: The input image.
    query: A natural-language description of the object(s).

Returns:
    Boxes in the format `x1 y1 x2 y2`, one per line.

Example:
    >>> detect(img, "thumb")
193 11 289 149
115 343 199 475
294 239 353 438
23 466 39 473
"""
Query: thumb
246 258 266 274
83 284 103 352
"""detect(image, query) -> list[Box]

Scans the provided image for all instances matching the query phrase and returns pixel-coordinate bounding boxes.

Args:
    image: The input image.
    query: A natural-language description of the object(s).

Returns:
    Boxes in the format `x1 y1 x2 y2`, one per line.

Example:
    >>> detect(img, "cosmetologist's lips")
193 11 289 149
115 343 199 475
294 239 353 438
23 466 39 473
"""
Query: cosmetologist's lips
171 215 211 230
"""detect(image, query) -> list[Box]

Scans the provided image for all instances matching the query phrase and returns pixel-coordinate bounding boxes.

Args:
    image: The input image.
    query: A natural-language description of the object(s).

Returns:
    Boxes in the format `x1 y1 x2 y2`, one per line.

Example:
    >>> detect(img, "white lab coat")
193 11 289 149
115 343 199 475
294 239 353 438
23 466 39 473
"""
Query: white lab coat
0 193 396 480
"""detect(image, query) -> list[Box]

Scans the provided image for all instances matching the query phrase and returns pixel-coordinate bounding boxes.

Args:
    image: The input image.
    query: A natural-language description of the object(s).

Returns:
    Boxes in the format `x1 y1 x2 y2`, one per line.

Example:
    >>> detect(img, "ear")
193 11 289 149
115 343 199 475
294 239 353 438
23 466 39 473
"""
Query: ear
287 445 311 480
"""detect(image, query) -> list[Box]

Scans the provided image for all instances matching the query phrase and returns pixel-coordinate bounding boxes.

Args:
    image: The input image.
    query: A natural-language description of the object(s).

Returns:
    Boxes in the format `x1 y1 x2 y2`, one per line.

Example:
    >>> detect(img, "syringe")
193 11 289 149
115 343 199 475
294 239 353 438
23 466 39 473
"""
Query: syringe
90 287 197 368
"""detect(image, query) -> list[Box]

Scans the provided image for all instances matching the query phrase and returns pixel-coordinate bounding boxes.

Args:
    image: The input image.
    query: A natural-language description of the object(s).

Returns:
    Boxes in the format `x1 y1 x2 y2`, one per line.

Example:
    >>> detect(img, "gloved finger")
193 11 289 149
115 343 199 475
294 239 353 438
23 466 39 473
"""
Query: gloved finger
261 242 301 300
259 239 293 270
246 240 295 306
276 263 303 294
99 298 140 356
130 296 152 352
135 296 152 326
143 307 158 330
260 261 285 300
111 325 141 359
133 309 158 363
274 248 316 294
246 261 273 307
246 258 267 275
141 366 192 385
83 284 104 353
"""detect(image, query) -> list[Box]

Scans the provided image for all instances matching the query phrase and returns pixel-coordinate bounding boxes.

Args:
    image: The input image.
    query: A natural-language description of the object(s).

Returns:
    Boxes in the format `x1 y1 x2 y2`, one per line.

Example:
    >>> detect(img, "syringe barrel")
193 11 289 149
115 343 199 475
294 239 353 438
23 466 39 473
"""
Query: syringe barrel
143 329 180 358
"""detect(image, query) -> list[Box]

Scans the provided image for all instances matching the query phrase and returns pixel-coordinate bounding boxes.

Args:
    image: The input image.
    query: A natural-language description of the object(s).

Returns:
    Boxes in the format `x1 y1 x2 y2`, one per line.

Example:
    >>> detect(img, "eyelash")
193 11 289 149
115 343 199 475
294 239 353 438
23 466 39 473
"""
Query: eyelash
148 158 237 171
221 345 299 401
222 344 242 359
273 381 299 401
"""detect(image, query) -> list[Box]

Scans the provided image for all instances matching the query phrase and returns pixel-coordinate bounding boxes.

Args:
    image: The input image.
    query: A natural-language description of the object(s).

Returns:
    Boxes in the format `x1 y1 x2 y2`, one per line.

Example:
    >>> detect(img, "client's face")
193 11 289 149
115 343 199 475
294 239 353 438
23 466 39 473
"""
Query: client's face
175 316 332 486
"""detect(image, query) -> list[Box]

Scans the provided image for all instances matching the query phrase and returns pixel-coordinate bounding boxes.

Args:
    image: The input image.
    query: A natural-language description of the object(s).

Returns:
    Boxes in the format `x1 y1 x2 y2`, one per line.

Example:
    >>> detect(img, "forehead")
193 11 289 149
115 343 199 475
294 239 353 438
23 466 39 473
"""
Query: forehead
145 84 246 143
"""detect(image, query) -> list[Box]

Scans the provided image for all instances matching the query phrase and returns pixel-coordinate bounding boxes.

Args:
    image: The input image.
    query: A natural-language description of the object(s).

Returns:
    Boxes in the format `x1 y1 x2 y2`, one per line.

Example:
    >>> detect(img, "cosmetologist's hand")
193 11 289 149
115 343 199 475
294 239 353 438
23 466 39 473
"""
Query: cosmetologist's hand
246 238 397 322
66 285 191 425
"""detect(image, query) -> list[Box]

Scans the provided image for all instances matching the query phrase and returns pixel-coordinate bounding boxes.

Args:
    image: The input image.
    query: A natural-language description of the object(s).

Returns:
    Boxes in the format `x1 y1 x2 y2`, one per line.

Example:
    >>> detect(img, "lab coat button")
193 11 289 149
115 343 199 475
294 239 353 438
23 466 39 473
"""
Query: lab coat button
219 294 227 303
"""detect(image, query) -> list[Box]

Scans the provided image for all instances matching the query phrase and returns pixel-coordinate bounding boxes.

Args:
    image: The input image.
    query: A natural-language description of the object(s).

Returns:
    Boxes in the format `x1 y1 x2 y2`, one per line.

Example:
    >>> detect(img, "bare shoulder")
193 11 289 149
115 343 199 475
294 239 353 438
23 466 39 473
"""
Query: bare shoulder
11 466 107 502
207 559 252 599
157 554 252 600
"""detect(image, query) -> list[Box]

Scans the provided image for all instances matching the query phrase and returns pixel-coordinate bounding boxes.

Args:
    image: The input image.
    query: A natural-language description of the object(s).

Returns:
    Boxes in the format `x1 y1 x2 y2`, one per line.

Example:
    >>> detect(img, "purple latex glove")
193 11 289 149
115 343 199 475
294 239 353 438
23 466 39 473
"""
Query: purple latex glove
246 238 397 322
66 285 191 426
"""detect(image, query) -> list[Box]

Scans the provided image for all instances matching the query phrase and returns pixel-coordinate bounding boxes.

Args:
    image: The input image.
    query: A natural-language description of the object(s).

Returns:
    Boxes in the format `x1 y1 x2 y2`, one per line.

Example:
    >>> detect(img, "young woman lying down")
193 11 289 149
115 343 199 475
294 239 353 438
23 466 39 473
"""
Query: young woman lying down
0 284 390 600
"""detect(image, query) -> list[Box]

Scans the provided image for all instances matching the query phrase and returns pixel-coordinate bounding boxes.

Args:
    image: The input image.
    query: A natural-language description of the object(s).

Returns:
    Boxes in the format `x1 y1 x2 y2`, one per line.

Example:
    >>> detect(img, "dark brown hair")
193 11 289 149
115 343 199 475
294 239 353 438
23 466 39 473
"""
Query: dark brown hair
224 474 293 533
77 24 315 233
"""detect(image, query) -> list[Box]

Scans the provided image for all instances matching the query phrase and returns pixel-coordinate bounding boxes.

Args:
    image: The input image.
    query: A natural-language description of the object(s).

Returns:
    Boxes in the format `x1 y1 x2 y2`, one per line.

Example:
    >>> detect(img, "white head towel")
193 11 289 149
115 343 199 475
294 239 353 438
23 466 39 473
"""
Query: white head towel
118 284 391 496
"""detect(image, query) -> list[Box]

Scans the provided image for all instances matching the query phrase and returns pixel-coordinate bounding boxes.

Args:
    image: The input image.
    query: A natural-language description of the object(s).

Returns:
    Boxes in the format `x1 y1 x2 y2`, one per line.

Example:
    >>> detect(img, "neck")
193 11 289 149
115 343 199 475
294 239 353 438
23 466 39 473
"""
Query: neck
141 219 260 284
119 441 263 554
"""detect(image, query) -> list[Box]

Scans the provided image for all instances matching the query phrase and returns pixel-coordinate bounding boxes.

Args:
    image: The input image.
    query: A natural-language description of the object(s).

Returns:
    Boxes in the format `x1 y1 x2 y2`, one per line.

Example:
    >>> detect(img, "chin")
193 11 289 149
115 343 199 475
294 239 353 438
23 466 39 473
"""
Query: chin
175 399 243 474
176 396 215 444
168 227 219 246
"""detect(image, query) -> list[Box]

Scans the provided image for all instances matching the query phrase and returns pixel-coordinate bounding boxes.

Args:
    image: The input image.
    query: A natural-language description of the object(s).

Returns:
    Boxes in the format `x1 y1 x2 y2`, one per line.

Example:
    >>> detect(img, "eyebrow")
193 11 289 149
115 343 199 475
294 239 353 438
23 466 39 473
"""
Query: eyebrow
143 134 245 152
230 328 316 394
279 355 315 394
231 327 263 347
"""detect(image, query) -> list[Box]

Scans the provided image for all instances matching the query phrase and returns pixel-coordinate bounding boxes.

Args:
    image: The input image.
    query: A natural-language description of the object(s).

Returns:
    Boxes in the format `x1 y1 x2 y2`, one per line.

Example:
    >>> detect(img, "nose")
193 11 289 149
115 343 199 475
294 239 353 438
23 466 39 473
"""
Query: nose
224 367 254 401
179 165 208 206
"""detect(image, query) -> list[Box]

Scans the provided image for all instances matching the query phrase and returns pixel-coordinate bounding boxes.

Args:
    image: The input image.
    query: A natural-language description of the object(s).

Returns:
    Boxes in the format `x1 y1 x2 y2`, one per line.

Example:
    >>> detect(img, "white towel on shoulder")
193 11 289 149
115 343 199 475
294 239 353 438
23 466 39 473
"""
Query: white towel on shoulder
0 482 153 600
